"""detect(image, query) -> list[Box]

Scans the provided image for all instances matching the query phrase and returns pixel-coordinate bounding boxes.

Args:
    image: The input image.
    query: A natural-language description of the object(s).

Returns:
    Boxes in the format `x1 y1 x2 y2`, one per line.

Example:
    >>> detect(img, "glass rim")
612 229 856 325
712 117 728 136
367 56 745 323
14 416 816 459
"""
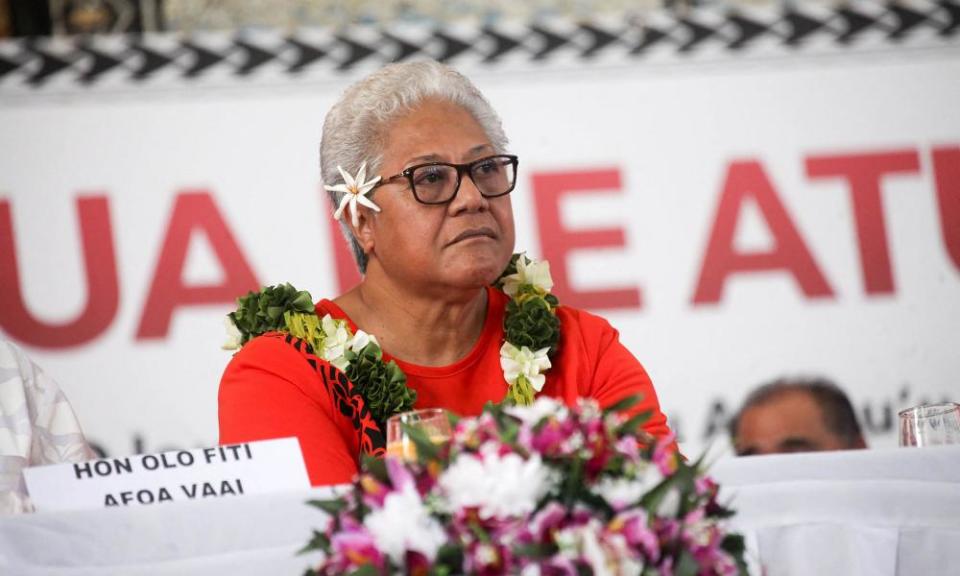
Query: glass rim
898 402 960 418
387 408 449 424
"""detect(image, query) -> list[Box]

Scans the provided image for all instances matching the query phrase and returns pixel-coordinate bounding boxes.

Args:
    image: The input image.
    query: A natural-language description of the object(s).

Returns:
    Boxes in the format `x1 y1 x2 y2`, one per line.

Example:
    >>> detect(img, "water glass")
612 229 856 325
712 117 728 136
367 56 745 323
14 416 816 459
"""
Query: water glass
899 402 960 447
386 408 452 460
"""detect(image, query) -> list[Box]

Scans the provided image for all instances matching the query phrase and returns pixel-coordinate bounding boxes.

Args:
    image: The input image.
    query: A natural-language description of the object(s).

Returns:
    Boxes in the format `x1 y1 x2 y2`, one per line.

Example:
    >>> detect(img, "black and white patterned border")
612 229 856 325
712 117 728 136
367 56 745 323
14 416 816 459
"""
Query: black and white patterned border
0 0 957 92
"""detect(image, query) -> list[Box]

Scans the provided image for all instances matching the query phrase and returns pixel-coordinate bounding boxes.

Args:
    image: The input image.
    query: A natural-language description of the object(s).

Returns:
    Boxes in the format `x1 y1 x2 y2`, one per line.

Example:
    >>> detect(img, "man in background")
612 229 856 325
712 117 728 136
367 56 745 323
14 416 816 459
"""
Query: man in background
729 377 867 456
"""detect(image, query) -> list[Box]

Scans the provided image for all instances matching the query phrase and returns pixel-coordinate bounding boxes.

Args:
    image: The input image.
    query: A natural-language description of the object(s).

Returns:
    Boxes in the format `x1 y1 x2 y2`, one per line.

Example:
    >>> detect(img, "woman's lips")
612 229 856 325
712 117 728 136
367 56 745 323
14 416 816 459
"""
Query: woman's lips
448 227 497 246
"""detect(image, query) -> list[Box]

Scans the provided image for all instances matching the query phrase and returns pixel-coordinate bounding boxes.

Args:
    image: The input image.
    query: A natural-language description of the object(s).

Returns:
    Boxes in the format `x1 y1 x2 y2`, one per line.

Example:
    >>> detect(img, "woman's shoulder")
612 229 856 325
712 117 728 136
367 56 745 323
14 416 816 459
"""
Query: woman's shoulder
222 331 326 388
555 303 619 343
550 303 634 376
224 290 352 370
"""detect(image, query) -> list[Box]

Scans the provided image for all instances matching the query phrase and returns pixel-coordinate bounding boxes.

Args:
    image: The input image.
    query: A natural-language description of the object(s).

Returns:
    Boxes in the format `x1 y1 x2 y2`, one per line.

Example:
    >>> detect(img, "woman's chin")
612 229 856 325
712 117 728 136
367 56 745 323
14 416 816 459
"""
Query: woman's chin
436 244 510 285
441 260 504 290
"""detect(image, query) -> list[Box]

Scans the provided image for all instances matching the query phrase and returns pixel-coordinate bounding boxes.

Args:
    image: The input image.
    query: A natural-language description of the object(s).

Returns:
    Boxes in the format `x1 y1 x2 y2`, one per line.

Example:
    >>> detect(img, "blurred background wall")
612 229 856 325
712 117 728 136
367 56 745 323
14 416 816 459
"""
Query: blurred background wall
1 0 958 459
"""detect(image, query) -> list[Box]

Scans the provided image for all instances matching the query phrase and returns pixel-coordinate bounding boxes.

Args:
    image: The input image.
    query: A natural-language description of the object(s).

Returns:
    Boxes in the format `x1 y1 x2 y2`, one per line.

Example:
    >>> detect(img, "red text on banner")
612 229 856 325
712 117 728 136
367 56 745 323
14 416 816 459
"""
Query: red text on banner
932 146 960 274
806 149 921 295
531 168 643 311
0 196 119 348
136 191 259 339
692 160 834 305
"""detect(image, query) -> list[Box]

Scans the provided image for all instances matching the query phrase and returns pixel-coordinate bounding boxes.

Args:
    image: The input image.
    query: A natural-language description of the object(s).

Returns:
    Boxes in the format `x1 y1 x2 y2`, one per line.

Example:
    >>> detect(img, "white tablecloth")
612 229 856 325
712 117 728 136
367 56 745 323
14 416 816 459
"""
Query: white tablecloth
1 446 958 575
713 445 960 576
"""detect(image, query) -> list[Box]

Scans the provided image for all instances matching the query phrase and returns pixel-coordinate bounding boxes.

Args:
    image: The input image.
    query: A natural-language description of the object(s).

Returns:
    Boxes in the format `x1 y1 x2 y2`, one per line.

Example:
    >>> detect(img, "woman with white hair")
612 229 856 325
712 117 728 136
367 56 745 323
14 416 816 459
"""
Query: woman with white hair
219 60 673 486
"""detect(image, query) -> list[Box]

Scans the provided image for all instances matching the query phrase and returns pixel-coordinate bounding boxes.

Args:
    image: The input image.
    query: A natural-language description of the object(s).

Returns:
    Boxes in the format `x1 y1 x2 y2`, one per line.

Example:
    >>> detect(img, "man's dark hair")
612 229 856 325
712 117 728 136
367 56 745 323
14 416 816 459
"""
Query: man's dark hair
729 377 865 446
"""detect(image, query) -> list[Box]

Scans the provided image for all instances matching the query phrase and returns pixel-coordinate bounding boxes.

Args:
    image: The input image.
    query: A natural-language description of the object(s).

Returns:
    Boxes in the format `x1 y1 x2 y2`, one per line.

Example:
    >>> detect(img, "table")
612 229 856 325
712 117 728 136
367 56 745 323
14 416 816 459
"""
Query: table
1 446 958 575
713 445 960 575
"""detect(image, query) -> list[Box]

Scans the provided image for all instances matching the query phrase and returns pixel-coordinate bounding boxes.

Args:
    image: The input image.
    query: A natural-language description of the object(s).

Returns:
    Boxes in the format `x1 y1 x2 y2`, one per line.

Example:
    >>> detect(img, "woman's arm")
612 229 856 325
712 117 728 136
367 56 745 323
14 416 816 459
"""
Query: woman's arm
560 307 674 440
589 325 673 439
218 335 359 486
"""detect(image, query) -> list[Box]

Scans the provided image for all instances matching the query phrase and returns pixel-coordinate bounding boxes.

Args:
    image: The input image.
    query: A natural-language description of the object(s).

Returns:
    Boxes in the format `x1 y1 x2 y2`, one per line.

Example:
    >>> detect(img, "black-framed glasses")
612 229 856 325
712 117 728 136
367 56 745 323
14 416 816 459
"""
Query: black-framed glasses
376 154 518 205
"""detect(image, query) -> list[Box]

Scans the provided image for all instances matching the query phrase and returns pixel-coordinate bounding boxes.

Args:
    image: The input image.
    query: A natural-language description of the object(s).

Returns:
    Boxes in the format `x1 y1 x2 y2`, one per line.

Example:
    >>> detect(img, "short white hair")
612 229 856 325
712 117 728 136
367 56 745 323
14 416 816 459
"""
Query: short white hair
320 60 509 273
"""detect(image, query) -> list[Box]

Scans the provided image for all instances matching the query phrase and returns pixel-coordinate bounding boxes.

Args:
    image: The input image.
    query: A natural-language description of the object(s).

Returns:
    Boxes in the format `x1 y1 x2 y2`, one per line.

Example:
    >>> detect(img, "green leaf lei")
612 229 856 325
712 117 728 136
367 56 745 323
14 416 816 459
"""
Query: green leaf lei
223 253 561 426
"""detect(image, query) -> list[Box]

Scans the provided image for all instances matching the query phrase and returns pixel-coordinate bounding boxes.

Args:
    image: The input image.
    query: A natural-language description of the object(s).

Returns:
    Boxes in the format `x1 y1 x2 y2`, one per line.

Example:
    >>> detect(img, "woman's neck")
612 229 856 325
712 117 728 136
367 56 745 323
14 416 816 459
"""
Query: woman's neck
334 266 489 367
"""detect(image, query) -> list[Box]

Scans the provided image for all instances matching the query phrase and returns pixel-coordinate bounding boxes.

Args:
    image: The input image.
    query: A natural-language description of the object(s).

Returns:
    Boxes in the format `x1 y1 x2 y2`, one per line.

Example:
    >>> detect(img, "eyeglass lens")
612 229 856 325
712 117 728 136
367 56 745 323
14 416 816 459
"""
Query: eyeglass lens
411 156 516 204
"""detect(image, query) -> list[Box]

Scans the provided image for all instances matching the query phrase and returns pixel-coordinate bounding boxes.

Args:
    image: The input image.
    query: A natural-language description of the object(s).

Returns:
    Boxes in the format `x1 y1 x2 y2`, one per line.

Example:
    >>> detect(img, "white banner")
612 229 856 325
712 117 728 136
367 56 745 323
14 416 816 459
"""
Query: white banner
1 6 959 458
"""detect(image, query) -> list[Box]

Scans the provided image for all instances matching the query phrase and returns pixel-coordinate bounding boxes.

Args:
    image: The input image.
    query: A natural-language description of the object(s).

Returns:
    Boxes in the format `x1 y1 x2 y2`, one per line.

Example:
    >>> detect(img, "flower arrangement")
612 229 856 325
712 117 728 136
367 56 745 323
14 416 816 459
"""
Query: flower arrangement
301 397 747 575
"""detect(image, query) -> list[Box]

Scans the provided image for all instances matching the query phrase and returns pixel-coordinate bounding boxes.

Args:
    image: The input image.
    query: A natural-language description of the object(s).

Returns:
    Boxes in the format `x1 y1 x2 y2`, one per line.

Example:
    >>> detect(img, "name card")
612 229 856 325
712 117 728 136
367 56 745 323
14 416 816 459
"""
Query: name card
23 438 310 512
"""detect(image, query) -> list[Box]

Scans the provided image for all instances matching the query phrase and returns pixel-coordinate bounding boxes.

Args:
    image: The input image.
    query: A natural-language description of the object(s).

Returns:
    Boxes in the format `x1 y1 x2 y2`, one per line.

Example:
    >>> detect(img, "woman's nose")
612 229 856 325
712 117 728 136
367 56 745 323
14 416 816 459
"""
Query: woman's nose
449 173 489 214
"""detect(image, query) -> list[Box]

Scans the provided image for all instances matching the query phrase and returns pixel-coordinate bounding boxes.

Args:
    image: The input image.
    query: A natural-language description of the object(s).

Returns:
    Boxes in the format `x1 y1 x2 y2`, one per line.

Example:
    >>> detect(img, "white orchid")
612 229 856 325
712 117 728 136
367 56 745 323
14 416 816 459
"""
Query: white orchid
324 162 382 228
500 341 552 392
221 316 242 350
363 482 447 564
555 520 642 576
501 254 554 297
506 396 567 425
630 461 681 516
439 443 552 519
591 476 647 511
578 523 616 576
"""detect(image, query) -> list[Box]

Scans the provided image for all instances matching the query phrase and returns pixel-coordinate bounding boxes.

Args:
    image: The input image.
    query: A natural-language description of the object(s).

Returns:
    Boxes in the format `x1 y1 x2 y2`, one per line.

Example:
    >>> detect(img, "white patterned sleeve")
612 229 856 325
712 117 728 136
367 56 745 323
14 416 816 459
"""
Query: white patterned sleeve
0 340 94 514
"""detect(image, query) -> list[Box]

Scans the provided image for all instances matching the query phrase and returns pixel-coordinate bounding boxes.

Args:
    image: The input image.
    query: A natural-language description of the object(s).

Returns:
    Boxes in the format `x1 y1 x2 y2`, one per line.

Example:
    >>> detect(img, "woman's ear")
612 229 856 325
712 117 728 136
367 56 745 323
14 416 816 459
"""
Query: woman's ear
351 208 376 256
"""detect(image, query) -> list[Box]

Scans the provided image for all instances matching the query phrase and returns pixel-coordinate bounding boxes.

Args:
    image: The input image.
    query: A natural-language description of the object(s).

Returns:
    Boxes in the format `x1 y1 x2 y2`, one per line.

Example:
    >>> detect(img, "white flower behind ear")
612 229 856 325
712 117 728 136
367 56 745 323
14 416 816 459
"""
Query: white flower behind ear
325 162 382 228
501 254 554 297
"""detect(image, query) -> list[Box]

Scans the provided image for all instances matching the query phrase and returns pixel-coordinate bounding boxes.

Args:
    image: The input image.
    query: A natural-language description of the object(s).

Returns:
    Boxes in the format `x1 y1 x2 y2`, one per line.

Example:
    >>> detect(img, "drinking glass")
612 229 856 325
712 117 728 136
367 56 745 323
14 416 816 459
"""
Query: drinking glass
899 402 960 447
386 408 452 460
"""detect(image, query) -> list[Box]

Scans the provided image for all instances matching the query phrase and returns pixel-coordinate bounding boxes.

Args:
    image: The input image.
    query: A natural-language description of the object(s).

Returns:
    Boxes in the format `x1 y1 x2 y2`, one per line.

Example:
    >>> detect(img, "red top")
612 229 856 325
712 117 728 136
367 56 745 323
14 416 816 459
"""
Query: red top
218 287 672 486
